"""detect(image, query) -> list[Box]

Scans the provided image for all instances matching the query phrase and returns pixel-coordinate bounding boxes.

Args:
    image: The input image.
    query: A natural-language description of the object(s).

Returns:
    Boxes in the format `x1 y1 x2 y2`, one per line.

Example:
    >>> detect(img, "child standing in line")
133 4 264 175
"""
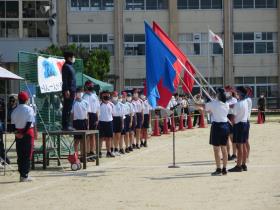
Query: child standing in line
127 93 136 151
140 93 151 147
132 89 143 149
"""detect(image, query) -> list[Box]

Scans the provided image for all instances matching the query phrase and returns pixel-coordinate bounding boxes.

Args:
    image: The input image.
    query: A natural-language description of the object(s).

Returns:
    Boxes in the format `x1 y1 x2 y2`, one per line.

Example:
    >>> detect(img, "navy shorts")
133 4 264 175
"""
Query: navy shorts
98 121 113 138
135 113 143 129
233 122 248 144
228 122 233 134
73 119 88 139
209 122 230 146
88 113 98 130
122 115 131 135
131 115 136 131
143 114 150 129
244 121 250 141
113 116 123 133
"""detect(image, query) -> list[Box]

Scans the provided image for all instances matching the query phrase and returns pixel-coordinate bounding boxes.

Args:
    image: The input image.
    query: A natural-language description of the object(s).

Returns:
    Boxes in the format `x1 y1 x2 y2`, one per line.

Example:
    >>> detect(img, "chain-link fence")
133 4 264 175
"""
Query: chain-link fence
18 51 84 132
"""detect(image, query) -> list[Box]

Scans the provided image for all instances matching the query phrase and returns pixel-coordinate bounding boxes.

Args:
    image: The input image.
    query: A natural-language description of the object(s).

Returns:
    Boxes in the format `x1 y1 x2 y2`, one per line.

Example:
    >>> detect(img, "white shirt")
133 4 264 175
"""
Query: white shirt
71 99 88 120
246 97 252 119
122 102 132 116
99 102 113 122
205 100 229 123
233 99 249 124
11 104 35 129
132 99 143 113
143 100 152 114
167 99 177 110
112 102 124 117
83 92 100 114
226 97 238 115
127 102 135 116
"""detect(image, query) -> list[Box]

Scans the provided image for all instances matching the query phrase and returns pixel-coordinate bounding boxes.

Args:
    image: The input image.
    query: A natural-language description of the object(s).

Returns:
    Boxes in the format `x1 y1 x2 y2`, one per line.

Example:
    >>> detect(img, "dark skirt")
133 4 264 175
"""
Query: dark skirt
131 115 136 131
98 121 113 138
209 122 230 146
233 122 248 144
113 116 123 133
88 113 98 130
244 121 250 141
135 113 143 129
122 115 131 135
143 114 150 129
73 119 88 139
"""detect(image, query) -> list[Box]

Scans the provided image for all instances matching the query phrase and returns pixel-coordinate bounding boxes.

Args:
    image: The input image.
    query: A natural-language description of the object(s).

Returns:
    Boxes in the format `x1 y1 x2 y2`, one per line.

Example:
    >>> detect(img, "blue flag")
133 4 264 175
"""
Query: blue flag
145 22 177 108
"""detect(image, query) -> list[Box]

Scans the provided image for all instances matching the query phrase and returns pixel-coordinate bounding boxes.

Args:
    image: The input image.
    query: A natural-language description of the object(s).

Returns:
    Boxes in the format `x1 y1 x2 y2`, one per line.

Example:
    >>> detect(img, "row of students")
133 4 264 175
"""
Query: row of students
197 86 252 176
71 82 152 160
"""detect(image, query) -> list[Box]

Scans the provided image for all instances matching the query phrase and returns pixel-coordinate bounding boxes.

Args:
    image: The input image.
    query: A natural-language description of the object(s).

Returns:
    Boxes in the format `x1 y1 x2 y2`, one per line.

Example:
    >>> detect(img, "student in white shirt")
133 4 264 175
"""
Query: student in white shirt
228 86 249 173
71 88 89 160
132 89 143 149
245 86 253 160
111 91 124 156
83 81 100 160
11 91 35 182
99 91 115 158
198 88 230 176
225 87 238 161
140 93 151 147
126 93 136 151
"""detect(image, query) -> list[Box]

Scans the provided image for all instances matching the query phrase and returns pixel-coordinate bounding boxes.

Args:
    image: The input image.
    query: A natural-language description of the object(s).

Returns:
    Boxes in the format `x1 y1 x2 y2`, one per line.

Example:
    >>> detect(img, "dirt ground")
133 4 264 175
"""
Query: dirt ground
1 122 280 210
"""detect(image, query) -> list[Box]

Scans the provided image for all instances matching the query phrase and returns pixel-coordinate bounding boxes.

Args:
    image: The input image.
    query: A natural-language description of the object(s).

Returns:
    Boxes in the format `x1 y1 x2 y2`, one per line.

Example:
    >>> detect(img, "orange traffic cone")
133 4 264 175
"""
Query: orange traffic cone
199 111 206 128
257 111 263 124
179 113 185 131
187 113 193 129
170 114 177 132
163 117 170 134
152 115 161 136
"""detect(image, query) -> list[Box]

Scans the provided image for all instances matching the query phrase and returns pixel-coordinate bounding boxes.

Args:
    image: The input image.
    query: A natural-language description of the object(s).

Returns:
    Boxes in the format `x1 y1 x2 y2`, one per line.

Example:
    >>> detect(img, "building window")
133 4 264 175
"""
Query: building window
68 34 114 55
23 21 49 38
0 1 19 18
125 79 145 87
234 32 277 54
233 0 277 8
0 21 20 38
124 34 145 56
70 0 114 11
125 0 168 10
177 0 222 9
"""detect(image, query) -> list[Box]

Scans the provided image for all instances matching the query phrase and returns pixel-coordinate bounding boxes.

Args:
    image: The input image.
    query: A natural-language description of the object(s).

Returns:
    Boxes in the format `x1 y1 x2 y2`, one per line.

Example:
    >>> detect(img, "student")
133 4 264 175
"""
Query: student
245 86 253 160
112 91 124 156
127 93 136 151
121 92 133 153
258 94 266 122
132 89 143 149
99 91 115 158
228 86 249 172
11 91 35 182
193 94 204 127
225 87 238 161
198 88 230 176
140 93 151 147
71 88 89 161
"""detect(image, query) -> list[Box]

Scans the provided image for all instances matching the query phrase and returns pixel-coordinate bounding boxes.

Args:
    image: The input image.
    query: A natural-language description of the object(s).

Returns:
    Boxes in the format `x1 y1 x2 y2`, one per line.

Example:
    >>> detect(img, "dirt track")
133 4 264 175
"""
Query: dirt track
1 122 280 210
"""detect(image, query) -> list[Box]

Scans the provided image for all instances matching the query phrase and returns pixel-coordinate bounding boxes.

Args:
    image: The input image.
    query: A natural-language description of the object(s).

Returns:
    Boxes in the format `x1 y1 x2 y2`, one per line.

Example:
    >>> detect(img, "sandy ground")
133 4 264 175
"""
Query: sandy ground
1 122 280 210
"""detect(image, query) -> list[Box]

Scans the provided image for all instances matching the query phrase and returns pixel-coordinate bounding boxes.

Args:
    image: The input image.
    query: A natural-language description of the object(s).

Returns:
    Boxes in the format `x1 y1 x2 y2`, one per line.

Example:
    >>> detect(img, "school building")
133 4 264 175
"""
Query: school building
0 0 280 108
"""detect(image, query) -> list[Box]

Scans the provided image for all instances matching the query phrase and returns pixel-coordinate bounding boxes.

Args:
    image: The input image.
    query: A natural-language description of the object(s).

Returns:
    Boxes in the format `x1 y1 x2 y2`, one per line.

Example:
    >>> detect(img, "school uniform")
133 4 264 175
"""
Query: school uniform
142 100 151 129
205 100 230 146
226 97 237 134
83 92 100 130
245 97 252 140
232 99 249 144
112 102 124 133
128 102 136 131
121 102 133 134
71 99 89 139
132 99 143 129
11 104 35 179
99 102 114 138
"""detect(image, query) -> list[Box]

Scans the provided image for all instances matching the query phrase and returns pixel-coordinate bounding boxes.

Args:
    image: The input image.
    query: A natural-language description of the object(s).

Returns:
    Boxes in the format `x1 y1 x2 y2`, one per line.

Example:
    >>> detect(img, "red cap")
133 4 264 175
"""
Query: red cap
112 91 118 97
84 80 94 88
122 91 127 97
18 91 29 102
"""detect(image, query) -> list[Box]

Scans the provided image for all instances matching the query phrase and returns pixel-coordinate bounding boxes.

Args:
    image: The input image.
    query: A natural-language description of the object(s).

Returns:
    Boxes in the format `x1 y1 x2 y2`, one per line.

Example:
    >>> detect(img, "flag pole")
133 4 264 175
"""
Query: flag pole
178 59 213 101
207 26 211 92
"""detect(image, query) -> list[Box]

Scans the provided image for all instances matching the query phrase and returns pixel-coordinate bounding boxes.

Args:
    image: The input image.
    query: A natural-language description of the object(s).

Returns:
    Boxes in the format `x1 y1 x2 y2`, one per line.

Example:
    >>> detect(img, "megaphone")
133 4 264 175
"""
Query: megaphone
40 5 51 14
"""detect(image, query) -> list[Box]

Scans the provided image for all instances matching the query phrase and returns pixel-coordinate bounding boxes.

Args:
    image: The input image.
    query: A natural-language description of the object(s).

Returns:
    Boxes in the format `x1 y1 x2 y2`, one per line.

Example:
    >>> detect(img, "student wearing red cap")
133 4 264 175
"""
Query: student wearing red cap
11 91 35 182
132 89 144 149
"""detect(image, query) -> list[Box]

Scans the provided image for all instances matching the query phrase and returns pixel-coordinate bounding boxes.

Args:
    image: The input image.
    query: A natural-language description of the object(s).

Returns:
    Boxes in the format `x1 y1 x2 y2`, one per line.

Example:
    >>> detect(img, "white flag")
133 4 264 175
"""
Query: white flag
209 29 223 48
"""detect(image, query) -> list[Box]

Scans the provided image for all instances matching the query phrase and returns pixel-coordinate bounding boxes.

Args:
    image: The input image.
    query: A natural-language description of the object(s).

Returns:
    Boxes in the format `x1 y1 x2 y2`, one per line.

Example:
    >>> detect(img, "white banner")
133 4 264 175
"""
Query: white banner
37 56 65 93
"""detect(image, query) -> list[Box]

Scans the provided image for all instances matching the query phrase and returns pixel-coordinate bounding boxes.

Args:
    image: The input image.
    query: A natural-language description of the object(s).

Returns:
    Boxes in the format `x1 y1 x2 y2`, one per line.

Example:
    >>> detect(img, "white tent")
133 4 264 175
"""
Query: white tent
0 66 24 175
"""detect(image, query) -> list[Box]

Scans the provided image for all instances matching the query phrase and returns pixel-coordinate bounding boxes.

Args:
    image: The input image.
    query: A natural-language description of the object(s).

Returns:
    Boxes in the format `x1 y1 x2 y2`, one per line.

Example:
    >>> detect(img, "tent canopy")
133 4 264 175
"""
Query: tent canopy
76 73 113 92
0 66 24 80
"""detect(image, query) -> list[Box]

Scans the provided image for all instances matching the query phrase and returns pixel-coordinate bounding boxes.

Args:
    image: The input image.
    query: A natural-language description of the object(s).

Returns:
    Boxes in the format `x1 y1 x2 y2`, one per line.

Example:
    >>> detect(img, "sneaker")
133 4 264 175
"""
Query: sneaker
125 148 130 153
140 141 144 147
228 155 235 161
20 176 34 182
241 164 248 171
231 154 237 160
211 168 222 176
228 165 243 172
136 144 140 149
110 148 114 153
132 144 136 149
129 146 133 152
106 151 115 158
119 148 125 154
222 168 227 175
143 141 147 147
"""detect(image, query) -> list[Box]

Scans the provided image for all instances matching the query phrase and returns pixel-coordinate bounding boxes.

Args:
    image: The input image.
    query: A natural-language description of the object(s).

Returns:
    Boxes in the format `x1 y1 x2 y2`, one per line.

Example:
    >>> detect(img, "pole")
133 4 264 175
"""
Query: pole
207 26 211 92
4 80 7 175
168 114 179 168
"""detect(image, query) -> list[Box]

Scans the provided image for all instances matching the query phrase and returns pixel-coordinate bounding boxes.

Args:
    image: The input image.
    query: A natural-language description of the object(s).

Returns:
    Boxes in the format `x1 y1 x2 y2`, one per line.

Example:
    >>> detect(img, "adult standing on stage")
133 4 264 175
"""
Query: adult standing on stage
11 91 35 182
62 51 77 131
